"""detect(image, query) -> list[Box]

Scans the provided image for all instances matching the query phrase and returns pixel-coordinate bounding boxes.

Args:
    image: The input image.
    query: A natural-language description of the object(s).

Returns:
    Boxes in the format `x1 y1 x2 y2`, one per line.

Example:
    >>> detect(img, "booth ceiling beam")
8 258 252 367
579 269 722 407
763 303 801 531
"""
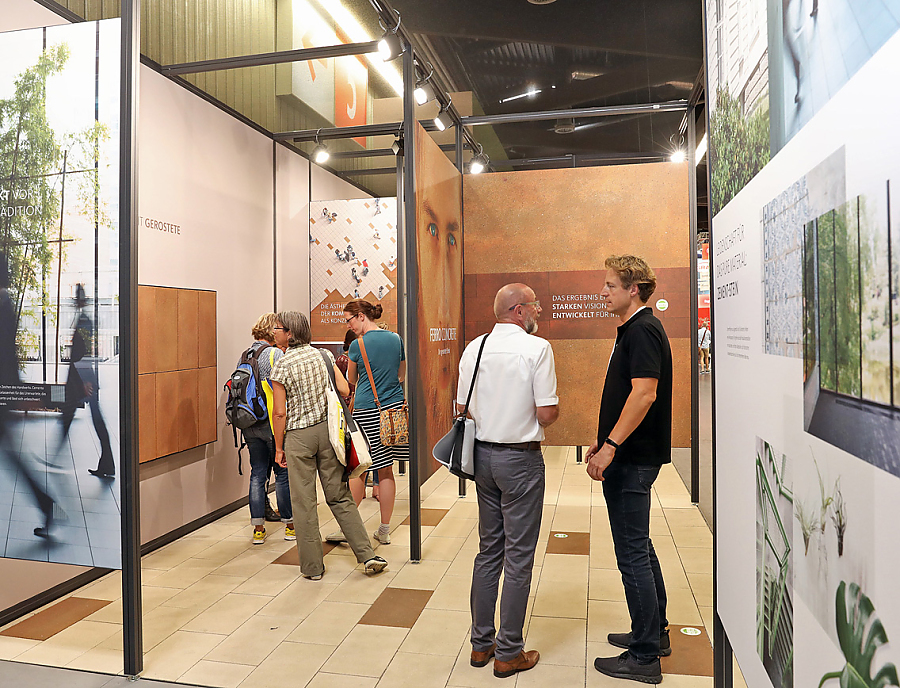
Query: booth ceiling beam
160 41 381 76
490 153 668 167
460 100 689 126
329 143 466 159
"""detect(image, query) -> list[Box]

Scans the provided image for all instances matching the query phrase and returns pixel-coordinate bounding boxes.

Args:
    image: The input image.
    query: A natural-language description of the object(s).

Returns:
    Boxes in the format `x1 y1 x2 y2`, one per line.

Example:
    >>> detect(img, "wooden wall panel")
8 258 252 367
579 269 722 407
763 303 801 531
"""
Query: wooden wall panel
155 371 181 457
198 291 217 368
177 289 199 371
138 374 157 463
138 285 156 374
198 366 218 445
177 369 200 451
155 288 179 373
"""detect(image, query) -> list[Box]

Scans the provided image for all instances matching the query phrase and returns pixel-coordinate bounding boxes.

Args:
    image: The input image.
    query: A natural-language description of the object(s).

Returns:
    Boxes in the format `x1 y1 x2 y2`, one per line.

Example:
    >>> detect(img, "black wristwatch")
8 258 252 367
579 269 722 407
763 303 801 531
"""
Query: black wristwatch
604 437 620 449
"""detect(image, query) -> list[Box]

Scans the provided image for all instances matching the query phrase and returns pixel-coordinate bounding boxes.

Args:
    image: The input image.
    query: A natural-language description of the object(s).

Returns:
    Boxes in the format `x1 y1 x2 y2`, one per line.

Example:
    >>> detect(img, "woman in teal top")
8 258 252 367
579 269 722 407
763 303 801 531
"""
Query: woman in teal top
342 299 408 546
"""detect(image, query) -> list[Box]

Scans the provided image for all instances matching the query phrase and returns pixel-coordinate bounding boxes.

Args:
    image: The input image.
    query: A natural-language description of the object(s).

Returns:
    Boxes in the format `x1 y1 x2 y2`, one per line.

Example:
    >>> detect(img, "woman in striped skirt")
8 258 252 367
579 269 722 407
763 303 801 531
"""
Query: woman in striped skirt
334 298 408 545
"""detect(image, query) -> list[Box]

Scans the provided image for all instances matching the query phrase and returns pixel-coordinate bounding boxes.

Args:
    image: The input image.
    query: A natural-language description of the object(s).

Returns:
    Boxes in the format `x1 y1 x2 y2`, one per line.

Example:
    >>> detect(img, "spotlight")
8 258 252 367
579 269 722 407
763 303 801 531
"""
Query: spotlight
670 150 686 163
377 31 402 61
468 145 489 174
312 142 330 164
433 101 453 132
390 136 402 155
414 80 436 106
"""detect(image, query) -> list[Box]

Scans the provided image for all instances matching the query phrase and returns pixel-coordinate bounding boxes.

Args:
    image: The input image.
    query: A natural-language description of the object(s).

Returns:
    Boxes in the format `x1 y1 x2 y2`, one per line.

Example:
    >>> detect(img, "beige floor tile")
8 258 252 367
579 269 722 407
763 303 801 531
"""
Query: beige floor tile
662 506 709 529
181 593 271 635
587 600 631 642
446 500 479 519
446 644 513 687
540 553 589 586
699 606 714 635
678 547 713 575
321 624 409 677
687 572 713 607
161 574 246 610
204 613 301 665
0 636 40 660
84 585 177 624
657 492 696 509
664 589 704 625
193 538 255 566
142 538 214 570
12 639 85 667
446 552 476 578
551 505 591 532
523 616 586 666
257 580 338 618
142 630 226 682
212 550 273 579
288 601 369 645
65 646 123 673
426 575 472 612
232 563 301 597
180 659 255 688
326 568 398 604
588 568 626 602
531 577 587 619
147 559 222 589
420 536 466 561
239 642 335 688
670 526 713 549
120 604 204 650
78 571 123 601
377 651 456 688
515 661 586 688
388 559 450 591
430 517 477 539
307 673 378 688
400 608 471 656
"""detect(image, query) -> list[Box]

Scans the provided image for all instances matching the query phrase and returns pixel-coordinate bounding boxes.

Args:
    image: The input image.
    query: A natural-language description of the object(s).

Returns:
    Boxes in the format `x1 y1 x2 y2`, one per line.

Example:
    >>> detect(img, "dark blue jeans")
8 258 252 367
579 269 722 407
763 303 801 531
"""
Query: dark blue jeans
602 462 668 662
247 436 292 525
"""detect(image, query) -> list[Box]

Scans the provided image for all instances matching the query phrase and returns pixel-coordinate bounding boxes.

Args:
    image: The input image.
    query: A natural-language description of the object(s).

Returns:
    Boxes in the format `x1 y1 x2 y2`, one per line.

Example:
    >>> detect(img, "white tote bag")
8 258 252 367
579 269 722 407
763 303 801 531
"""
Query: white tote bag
319 351 347 464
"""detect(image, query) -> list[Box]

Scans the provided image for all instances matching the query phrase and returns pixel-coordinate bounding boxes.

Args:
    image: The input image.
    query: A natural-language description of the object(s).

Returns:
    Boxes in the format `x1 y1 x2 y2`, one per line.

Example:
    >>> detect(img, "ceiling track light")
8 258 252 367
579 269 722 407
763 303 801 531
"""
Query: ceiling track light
377 9 403 62
433 95 453 132
311 129 329 164
468 144 489 174
414 63 436 106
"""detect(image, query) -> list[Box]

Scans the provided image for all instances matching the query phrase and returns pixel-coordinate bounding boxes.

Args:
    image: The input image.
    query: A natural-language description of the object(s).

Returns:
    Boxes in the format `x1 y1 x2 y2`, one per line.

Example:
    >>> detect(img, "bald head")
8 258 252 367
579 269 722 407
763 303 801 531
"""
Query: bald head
494 283 534 320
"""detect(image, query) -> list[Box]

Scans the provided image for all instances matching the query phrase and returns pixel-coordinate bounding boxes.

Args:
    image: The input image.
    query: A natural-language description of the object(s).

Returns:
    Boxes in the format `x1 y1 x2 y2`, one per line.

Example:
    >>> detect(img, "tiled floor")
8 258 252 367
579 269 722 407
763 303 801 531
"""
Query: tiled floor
0 447 739 687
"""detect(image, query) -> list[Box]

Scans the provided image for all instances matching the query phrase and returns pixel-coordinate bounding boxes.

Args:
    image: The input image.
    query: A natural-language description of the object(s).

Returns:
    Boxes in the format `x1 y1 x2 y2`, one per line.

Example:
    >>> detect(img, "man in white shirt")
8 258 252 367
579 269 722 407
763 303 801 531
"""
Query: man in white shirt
456 283 559 679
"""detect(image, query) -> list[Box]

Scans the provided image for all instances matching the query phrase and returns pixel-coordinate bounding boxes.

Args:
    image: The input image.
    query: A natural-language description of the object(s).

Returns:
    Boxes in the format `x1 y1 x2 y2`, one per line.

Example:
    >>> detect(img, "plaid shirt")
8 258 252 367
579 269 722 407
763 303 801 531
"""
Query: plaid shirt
270 345 334 431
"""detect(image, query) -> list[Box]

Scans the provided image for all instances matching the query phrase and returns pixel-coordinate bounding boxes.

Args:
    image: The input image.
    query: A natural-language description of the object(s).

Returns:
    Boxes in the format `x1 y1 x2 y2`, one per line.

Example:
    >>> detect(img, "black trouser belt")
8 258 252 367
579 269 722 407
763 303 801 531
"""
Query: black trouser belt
476 440 541 451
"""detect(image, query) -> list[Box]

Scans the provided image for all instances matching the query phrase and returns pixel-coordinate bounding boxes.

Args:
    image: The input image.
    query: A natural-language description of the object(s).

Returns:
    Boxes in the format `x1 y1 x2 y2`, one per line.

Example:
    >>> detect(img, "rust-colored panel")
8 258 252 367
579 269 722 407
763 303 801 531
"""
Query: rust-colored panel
155 288 179 373
0 597 111 641
177 368 200 451
198 366 218 445
177 289 199 371
138 374 157 463
155 371 180 457
198 290 217 367
671 338 692 448
137 285 156 374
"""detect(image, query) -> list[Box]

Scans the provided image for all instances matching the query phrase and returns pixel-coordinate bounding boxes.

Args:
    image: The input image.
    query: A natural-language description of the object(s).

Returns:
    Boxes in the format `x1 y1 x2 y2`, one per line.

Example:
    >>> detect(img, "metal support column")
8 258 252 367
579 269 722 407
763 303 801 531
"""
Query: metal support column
455 123 467 499
688 106 700 505
120 0 143 677
575 446 583 464
714 614 734 688
401 43 422 562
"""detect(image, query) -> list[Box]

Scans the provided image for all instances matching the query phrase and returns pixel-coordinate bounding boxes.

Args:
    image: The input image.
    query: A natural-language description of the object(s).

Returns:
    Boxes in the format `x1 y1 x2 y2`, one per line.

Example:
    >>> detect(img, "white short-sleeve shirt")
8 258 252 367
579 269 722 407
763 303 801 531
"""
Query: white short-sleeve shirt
456 323 559 443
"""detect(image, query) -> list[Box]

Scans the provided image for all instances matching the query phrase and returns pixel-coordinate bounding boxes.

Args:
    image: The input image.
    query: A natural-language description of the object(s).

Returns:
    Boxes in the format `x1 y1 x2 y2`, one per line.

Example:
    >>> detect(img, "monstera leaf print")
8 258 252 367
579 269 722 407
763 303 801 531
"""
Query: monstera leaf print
818 582 899 688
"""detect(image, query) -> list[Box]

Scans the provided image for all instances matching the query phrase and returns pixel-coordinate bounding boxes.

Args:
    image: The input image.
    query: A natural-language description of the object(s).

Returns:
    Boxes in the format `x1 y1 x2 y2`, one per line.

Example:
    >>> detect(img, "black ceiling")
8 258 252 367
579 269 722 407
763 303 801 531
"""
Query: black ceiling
368 0 704 164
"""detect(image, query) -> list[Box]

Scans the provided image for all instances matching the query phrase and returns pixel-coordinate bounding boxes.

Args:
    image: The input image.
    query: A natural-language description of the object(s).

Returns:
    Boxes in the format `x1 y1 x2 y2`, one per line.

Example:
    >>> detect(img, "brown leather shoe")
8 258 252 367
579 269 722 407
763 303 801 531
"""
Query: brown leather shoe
493 650 540 678
470 643 496 667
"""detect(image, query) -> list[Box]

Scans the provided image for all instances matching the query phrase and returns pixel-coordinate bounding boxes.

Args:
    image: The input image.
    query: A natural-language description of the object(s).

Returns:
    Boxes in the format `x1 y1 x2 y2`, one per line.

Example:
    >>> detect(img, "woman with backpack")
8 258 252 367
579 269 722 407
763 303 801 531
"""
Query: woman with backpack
269 311 387 579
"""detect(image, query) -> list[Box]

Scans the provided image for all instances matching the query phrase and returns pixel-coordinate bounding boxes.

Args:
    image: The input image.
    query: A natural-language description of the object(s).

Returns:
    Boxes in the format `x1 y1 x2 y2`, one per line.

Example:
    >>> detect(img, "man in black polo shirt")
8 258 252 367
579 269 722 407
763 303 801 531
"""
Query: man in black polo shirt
586 254 672 685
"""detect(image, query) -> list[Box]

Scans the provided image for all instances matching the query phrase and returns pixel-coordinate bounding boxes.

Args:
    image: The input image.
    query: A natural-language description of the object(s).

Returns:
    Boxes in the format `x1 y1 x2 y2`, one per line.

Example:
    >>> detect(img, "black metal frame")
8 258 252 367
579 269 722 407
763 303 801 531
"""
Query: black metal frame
688 107 701 505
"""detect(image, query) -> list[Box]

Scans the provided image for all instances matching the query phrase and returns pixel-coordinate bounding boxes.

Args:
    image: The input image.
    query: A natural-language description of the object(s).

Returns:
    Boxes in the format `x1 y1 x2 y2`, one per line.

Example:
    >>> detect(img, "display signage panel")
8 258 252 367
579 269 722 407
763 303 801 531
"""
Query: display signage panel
0 19 121 569
705 2 900 687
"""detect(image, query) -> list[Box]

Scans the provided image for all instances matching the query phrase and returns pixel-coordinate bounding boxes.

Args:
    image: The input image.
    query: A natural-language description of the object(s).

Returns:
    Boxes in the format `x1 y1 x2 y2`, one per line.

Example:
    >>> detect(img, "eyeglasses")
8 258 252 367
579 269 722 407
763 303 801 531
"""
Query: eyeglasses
273 326 289 332
508 300 540 311
345 314 359 324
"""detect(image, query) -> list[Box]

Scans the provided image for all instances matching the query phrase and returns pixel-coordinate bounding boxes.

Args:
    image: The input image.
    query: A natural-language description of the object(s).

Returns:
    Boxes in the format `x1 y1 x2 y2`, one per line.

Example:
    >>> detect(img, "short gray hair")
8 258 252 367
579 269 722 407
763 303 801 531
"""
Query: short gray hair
276 311 311 347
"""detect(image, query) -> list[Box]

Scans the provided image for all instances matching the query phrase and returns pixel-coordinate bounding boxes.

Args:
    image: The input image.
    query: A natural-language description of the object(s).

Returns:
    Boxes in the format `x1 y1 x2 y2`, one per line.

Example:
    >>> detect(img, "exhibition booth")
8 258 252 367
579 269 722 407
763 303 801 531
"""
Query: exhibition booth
2 0 896 687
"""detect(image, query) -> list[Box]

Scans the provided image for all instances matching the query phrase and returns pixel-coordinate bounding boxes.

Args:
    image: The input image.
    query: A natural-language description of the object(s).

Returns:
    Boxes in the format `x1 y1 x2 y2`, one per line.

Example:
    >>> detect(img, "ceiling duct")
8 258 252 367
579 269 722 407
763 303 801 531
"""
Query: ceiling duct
526 0 558 4
553 118 576 134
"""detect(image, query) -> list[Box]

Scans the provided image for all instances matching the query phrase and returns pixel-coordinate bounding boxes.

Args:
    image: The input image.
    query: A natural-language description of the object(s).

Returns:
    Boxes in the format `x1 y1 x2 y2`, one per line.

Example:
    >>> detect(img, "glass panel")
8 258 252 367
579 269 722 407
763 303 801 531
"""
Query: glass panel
817 211 836 391
860 189 891 404
835 200 861 396
803 219 817 384
892 180 900 405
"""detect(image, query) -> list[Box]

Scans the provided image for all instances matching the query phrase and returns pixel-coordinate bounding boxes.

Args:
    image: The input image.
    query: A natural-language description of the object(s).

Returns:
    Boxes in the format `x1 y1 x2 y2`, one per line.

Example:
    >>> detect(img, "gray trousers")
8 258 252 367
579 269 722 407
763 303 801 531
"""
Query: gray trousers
470 442 545 661
284 422 375 577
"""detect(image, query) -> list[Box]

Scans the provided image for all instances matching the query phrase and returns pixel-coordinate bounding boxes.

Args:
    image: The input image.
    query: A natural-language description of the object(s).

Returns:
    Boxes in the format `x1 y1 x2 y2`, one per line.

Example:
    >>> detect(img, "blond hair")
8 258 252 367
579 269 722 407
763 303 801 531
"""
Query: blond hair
605 255 657 303
252 313 278 343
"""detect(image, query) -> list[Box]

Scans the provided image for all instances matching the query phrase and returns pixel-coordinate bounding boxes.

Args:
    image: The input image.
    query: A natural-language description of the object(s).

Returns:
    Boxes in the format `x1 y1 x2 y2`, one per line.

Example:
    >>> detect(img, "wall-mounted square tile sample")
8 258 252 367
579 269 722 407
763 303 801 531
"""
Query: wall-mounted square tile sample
177 289 199 371
154 370 181 458
154 287 179 374
139 374 157 462
198 366 218 445
198 290 217 368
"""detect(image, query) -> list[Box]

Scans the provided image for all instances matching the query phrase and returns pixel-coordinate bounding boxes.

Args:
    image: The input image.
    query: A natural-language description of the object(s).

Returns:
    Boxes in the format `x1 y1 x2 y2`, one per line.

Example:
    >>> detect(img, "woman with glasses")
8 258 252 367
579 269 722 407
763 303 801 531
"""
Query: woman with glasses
329 299 407 546
269 311 387 579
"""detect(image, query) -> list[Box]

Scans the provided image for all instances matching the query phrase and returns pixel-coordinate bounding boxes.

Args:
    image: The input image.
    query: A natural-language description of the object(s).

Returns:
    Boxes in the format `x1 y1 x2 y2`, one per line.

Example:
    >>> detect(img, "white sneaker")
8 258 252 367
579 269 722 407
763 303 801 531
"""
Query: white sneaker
373 529 391 545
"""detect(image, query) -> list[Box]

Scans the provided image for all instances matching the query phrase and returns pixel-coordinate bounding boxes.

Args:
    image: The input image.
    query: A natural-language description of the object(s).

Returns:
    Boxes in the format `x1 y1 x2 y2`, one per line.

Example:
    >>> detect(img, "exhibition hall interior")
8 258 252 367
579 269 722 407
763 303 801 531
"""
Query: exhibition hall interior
1 1 898 688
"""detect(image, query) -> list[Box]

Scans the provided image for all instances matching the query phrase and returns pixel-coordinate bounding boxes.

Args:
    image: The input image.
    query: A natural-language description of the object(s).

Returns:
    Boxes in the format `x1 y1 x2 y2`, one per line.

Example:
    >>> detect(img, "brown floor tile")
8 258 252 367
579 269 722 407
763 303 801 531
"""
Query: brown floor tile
546 531 591 555
358 587 433 628
272 542 336 565
401 508 449 527
661 624 713 677
0 598 111 641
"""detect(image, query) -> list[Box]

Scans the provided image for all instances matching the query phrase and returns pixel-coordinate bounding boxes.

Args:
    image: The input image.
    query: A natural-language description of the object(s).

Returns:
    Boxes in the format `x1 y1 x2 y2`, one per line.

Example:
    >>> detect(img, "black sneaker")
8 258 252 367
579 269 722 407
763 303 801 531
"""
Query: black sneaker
264 501 280 522
594 651 662 684
607 629 671 657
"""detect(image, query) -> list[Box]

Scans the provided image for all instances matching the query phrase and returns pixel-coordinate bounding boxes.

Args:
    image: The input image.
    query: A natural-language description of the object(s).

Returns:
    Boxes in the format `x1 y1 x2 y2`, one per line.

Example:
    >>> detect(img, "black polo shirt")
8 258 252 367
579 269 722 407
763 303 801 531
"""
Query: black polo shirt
596 307 672 466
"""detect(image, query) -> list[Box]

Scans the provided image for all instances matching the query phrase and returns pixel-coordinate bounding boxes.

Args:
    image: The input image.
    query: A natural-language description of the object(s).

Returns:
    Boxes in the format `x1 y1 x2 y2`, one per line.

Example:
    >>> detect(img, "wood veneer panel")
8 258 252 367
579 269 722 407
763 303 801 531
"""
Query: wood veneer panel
137 285 156 374
198 366 218 445
198 290 217 368
155 288 179 373
0 597 111 641
177 369 200 451
138 374 157 463
155 371 180 457
177 289 199 370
